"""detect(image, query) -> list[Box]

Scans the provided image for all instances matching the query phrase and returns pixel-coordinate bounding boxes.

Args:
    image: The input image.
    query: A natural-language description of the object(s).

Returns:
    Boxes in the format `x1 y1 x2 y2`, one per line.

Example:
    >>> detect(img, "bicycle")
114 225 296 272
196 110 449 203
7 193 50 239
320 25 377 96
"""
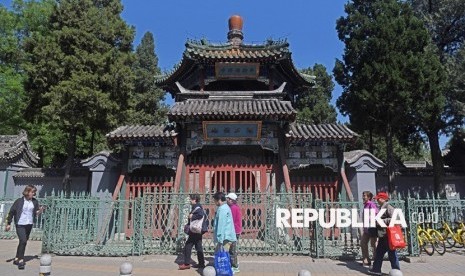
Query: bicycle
439 221 465 248
417 225 435 256
425 226 446 255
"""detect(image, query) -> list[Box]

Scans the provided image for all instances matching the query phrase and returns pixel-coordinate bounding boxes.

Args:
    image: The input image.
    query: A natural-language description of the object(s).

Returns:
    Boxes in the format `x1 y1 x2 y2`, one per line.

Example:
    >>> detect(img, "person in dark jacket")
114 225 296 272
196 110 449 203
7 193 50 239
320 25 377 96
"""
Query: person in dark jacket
369 192 400 275
5 185 45 270
179 194 208 270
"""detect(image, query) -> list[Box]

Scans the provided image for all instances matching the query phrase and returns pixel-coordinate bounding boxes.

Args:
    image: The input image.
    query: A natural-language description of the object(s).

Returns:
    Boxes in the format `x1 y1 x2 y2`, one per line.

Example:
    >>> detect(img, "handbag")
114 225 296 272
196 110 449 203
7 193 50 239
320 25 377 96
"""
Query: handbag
189 207 205 234
387 225 406 250
214 245 233 276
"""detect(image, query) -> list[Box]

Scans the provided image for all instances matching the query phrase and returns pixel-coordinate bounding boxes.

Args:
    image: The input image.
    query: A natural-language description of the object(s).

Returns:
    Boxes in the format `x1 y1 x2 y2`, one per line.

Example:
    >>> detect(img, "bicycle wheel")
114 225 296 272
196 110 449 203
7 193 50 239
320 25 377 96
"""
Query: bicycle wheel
430 230 446 255
418 230 434 256
440 229 456 248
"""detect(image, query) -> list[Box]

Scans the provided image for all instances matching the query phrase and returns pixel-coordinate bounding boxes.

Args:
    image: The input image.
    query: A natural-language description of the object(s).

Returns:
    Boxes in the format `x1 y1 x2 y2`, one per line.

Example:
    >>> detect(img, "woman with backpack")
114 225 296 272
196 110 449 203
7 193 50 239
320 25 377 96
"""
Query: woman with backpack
179 194 208 270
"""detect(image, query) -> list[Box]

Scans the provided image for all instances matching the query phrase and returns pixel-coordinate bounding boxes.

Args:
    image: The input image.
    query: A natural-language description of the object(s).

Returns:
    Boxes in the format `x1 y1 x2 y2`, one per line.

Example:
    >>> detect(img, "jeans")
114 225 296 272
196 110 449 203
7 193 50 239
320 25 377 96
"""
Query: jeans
360 232 377 262
372 236 400 273
229 234 240 268
15 224 33 260
183 233 205 266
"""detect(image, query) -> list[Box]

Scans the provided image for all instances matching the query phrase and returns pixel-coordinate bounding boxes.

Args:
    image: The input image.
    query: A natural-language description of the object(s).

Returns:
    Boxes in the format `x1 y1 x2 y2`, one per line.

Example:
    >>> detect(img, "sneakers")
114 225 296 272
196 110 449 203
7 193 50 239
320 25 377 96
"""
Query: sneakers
178 264 190 270
17 260 25 270
232 267 240 274
368 270 382 275
13 258 19 265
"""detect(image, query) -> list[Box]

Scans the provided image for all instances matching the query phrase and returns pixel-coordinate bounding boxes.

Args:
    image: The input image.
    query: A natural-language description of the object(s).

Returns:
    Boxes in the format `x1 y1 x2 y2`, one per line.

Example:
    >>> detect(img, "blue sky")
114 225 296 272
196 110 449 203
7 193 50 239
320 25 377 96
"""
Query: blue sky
120 0 348 116
1 0 450 149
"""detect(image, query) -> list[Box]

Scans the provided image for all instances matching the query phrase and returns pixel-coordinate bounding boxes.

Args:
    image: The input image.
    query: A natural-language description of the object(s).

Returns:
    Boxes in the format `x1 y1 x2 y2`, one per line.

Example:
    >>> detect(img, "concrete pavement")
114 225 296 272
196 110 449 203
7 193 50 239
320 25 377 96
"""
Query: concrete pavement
1 240 465 275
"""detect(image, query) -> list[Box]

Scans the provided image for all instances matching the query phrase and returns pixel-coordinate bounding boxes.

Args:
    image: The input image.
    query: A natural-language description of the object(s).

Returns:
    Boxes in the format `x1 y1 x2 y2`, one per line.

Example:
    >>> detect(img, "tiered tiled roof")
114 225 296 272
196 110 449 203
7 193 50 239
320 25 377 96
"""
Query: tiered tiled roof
155 39 314 93
184 39 289 62
0 130 39 167
106 124 177 142
168 99 296 120
286 123 358 142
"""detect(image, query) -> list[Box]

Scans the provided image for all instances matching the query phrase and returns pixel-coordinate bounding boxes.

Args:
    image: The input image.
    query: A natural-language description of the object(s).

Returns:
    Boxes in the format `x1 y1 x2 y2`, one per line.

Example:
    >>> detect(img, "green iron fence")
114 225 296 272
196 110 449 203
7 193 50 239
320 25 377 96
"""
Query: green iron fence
2 192 465 258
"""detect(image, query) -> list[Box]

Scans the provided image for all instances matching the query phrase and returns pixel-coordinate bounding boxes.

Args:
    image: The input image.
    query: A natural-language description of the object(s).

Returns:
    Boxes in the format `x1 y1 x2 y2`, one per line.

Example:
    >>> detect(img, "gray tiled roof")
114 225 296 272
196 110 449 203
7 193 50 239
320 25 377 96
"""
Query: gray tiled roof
168 99 296 120
154 39 315 92
184 39 289 62
287 123 358 141
106 125 177 141
0 130 39 166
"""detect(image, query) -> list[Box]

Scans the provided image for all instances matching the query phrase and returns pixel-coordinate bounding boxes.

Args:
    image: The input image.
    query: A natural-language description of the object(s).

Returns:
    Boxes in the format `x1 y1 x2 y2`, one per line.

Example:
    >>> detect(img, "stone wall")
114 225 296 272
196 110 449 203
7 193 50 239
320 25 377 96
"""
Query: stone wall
376 173 465 198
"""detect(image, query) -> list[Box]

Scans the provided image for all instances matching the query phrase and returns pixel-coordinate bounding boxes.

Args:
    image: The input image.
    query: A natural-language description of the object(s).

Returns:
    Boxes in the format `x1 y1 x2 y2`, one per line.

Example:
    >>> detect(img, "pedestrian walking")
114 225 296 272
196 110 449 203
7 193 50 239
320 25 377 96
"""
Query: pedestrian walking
5 185 45 270
179 194 208 270
360 191 378 266
213 192 237 252
369 192 400 276
226 192 242 274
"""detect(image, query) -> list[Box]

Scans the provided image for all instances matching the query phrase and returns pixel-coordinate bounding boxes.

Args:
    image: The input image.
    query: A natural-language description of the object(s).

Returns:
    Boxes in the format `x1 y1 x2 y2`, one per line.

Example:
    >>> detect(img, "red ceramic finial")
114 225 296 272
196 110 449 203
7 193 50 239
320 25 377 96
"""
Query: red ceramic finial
227 15 244 45
229 15 243 31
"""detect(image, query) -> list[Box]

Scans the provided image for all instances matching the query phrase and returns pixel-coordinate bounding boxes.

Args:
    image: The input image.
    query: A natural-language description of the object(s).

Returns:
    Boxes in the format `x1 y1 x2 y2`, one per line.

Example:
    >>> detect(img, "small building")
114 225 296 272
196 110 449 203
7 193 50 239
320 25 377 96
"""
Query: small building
107 15 359 201
0 130 39 198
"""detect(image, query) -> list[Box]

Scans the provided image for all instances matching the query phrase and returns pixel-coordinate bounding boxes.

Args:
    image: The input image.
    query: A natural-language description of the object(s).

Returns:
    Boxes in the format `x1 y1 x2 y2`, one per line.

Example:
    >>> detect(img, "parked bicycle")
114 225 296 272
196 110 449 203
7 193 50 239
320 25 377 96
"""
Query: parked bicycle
417 225 446 255
439 221 465 248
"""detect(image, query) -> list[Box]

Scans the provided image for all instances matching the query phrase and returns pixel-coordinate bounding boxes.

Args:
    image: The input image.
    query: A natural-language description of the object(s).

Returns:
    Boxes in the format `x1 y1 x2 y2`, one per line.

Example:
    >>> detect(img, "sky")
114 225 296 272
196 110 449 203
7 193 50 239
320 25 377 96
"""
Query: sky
0 0 450 149
119 0 348 114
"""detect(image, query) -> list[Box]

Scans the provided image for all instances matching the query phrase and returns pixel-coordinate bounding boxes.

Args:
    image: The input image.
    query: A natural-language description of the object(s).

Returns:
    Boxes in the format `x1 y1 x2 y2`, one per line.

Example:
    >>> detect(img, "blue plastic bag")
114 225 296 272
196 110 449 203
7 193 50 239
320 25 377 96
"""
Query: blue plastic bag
214 246 233 276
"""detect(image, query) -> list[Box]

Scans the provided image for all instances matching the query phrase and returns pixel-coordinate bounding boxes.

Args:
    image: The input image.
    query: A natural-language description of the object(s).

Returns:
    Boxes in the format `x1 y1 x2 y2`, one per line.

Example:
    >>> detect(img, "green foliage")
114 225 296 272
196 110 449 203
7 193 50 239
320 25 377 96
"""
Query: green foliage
347 129 426 162
0 5 26 134
296 64 337 124
23 0 134 175
334 0 446 192
410 0 465 58
127 31 167 125
444 129 465 169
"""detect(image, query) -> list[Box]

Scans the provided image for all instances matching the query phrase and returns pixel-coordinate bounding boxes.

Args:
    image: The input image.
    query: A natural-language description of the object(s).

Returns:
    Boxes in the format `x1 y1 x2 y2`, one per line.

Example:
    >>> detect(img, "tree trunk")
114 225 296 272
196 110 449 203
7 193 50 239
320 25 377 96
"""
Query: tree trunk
427 130 444 197
62 129 77 197
385 124 396 195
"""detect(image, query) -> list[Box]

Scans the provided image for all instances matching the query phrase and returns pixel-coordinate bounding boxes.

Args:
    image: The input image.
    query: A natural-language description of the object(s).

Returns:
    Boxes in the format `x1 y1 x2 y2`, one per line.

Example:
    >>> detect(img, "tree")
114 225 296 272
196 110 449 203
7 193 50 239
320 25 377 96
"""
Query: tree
24 0 135 193
127 31 167 125
296 64 337 124
0 4 25 134
409 0 465 58
347 129 425 162
334 0 438 193
444 129 465 170
408 0 465 194
407 45 447 195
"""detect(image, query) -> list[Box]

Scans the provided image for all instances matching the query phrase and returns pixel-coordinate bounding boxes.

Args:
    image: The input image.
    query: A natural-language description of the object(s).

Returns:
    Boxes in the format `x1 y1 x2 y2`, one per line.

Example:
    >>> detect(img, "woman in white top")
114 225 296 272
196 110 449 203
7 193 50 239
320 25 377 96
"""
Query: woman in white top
5 185 44 270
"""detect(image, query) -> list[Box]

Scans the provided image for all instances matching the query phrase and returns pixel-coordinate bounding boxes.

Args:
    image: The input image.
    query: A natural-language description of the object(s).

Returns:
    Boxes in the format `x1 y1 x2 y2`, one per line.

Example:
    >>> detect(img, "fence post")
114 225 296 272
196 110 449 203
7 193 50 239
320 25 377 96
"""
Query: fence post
119 262 132 276
39 254 52 276
313 199 324 258
406 197 419 256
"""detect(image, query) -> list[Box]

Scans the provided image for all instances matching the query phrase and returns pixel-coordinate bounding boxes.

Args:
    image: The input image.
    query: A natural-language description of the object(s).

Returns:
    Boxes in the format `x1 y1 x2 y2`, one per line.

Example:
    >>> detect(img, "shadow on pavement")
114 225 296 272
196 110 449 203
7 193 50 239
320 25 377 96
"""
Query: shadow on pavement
5 255 38 264
336 260 371 275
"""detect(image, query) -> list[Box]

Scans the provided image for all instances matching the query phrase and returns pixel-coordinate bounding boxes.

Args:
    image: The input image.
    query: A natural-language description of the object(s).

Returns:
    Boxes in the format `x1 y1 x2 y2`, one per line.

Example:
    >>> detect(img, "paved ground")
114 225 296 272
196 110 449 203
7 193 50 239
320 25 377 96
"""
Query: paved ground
1 240 465 275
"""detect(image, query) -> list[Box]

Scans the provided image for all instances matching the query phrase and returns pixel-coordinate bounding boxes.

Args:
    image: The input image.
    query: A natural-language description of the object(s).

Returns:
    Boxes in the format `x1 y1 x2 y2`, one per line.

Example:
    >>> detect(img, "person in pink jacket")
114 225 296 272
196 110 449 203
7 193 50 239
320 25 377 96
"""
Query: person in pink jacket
226 193 242 274
360 191 378 266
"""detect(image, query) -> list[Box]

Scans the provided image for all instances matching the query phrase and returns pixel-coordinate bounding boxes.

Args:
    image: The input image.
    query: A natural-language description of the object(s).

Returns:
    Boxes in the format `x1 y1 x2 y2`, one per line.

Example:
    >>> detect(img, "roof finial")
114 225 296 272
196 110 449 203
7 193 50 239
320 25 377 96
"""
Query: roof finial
228 15 243 46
